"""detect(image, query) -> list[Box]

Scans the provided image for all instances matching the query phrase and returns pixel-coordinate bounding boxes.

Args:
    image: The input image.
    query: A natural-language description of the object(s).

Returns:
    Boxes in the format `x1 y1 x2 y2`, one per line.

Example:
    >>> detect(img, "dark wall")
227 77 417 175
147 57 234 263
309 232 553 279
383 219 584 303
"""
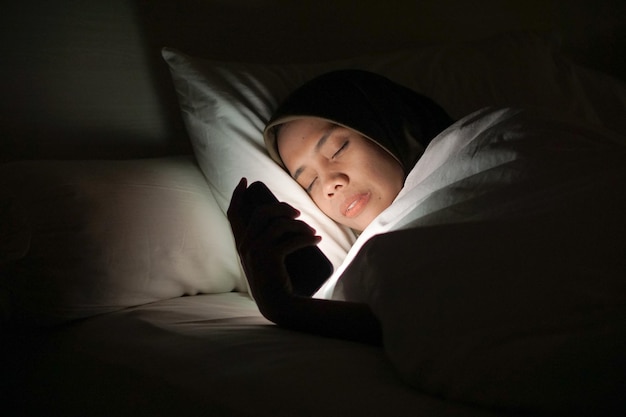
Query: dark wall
1 0 624 161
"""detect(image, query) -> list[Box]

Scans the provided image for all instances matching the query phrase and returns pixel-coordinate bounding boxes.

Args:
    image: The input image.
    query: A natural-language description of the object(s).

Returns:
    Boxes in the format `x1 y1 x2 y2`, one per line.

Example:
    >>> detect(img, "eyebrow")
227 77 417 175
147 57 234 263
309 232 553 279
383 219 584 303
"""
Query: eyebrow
292 125 337 181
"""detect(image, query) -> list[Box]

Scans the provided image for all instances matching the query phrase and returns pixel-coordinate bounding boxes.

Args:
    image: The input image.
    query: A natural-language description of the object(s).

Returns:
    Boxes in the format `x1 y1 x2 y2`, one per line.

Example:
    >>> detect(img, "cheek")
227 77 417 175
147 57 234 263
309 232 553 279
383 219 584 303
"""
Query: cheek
309 192 330 213
358 142 403 180
369 156 404 194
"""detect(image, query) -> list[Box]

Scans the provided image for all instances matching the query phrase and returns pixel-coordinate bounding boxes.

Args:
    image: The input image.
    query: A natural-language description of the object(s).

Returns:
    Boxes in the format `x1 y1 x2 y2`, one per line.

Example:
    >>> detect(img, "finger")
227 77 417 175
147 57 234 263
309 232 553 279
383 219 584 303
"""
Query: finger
240 217 318 256
227 177 248 222
264 217 317 244
227 178 250 246
242 227 321 280
274 232 323 258
253 201 300 221
247 209 314 242
240 202 301 245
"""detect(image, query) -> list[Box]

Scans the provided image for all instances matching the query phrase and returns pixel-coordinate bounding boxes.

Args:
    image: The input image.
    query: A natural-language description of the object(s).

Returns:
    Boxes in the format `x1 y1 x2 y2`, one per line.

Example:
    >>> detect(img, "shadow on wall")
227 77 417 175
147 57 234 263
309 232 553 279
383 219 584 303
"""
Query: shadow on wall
133 0 626 74
132 0 625 162
552 0 626 80
0 0 624 161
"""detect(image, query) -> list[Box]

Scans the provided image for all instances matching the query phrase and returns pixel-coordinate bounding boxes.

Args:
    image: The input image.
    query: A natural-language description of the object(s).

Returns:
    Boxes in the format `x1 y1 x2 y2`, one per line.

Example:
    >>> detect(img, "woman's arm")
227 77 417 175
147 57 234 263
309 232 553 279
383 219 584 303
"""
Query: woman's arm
268 295 383 345
227 178 382 346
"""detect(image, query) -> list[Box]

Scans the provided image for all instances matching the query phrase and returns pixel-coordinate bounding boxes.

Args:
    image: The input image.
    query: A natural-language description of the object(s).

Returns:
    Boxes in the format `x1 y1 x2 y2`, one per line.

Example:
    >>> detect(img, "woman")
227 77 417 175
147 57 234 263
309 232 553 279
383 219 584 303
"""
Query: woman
230 70 625 413
227 70 453 345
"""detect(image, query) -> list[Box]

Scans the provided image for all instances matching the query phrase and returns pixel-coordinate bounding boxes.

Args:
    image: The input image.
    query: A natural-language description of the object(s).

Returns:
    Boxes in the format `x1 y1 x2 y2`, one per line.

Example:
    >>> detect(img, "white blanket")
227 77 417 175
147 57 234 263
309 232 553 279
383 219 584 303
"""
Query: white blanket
317 108 626 415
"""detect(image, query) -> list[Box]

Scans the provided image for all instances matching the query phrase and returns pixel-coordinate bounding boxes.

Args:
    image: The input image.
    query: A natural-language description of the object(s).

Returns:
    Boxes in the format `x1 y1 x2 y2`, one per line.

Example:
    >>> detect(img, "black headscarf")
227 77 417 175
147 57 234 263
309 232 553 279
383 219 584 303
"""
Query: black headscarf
263 69 454 175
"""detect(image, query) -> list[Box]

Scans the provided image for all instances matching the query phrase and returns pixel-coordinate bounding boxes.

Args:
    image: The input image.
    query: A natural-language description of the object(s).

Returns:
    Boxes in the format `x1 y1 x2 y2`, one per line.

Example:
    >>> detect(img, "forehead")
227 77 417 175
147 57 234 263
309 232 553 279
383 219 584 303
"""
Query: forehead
277 117 332 144
277 117 333 159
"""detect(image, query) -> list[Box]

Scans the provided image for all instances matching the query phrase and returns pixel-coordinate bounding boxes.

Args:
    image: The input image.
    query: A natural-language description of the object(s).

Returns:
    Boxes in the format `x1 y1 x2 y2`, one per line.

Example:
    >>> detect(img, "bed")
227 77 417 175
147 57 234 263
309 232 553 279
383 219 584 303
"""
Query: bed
2 1 626 416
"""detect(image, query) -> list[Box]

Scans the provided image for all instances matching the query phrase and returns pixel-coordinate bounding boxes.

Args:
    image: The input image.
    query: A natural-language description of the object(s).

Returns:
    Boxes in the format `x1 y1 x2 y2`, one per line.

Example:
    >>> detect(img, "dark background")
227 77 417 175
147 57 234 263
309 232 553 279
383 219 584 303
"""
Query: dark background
1 0 624 161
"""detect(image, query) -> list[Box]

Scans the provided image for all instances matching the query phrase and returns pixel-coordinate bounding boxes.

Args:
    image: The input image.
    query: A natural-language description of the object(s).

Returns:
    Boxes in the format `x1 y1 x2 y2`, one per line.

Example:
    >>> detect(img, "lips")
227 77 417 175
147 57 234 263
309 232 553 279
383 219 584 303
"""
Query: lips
341 192 371 218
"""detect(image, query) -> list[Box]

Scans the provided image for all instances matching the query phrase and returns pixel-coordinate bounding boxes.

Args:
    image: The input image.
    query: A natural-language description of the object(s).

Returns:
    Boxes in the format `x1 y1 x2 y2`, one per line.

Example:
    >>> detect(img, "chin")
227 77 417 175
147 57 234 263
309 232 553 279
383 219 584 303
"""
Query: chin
352 215 376 233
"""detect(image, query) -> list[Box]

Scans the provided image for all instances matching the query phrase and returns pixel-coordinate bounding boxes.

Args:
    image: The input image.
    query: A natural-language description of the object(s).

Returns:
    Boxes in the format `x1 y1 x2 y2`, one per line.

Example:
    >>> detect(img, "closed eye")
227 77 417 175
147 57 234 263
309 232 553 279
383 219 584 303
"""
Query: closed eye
306 177 318 193
332 141 349 158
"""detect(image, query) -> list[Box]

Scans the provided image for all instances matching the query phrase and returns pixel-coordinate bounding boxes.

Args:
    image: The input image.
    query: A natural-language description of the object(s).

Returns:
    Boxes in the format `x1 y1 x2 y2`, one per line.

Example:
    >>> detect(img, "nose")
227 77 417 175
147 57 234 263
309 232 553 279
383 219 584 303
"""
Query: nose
323 172 348 198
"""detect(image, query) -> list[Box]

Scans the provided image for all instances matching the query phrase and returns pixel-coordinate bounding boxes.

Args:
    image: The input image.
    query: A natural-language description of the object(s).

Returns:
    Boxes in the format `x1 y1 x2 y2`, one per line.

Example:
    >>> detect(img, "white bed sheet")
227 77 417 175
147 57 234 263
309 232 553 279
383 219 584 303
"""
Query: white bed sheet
5 292 506 417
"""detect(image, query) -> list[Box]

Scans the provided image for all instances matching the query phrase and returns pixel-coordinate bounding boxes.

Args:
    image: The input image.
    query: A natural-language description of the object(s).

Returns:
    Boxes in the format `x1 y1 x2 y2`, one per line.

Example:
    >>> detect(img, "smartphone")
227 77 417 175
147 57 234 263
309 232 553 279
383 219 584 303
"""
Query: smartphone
240 181 333 296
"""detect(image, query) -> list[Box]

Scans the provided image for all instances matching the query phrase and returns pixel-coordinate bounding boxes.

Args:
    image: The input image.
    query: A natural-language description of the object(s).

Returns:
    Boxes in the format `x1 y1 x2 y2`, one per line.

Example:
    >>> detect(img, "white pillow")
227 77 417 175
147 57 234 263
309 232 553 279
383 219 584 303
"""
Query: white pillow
0 157 247 327
161 51 359 270
162 31 625 274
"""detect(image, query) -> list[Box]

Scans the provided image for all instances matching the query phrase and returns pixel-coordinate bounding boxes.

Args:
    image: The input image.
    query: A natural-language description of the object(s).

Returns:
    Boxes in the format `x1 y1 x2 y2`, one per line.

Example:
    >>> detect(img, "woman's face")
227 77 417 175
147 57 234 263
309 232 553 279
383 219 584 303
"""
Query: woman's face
277 117 404 232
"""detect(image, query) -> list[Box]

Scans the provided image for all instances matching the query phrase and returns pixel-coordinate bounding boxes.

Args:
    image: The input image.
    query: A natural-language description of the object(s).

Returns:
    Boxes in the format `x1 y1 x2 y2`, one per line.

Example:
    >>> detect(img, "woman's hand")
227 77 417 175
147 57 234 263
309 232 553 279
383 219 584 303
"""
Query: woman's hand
227 178 321 320
227 178 382 346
